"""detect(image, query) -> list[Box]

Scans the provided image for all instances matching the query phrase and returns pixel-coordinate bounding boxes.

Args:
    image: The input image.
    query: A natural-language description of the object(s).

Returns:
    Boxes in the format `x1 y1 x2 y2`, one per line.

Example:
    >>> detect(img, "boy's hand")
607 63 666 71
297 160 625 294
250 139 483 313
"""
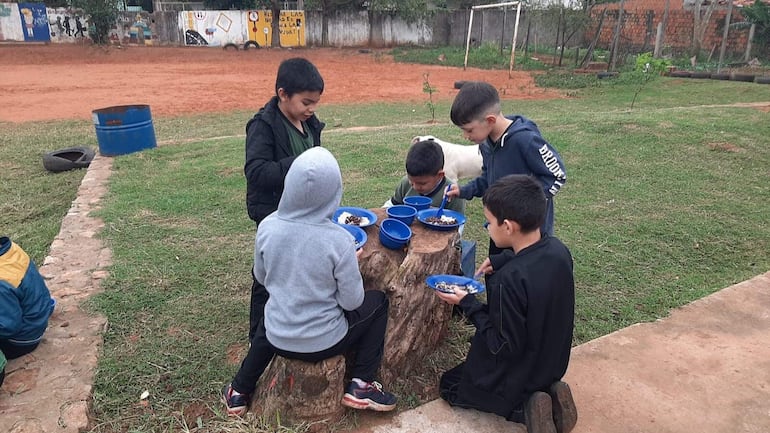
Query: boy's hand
446 183 461 199
435 288 467 305
475 258 493 276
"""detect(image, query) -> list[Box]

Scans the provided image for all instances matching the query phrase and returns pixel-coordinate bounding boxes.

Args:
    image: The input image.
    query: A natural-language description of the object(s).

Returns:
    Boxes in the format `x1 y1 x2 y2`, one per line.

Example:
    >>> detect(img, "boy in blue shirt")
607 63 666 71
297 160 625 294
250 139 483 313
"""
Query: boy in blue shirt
385 139 465 214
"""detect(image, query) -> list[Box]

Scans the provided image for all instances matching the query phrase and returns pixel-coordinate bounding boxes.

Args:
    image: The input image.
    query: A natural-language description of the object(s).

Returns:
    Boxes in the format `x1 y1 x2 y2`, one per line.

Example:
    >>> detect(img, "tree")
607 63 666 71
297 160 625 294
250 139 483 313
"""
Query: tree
688 0 719 57
739 0 770 53
203 0 257 9
71 0 119 44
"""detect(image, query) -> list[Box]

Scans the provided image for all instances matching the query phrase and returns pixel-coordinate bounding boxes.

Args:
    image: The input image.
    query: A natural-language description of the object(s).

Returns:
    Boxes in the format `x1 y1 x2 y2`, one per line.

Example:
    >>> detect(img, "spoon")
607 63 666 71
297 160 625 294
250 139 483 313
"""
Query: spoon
435 185 451 219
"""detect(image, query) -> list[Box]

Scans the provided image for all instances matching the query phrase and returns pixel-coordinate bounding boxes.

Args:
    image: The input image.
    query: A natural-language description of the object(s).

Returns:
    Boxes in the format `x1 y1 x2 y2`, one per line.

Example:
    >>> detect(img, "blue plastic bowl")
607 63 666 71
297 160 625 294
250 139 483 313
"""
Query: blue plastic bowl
386 205 417 226
340 224 367 250
403 195 432 211
379 218 412 249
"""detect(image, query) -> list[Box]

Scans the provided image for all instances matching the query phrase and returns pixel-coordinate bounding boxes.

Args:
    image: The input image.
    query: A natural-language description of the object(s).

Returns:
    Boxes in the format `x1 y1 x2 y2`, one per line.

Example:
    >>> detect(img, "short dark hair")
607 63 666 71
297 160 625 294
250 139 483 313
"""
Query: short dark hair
406 140 444 177
483 175 545 233
275 58 324 96
450 81 500 126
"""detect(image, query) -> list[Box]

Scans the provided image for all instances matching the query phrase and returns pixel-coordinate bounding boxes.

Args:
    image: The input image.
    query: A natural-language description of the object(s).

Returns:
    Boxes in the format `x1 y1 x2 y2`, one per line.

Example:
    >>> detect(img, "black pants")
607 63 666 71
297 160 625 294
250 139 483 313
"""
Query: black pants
233 290 389 395
439 362 524 423
0 340 39 360
248 273 269 341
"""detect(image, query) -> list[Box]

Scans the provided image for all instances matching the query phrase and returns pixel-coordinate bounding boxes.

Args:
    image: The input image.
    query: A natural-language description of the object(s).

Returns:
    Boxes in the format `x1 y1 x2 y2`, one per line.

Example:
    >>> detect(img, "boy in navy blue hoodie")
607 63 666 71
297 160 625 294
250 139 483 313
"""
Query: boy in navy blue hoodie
446 81 567 255
435 175 577 433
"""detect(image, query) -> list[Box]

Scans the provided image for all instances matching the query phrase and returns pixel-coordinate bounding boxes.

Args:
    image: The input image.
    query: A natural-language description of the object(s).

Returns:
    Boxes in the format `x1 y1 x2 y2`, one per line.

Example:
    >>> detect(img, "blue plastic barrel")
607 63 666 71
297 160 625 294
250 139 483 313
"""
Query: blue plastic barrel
92 105 157 156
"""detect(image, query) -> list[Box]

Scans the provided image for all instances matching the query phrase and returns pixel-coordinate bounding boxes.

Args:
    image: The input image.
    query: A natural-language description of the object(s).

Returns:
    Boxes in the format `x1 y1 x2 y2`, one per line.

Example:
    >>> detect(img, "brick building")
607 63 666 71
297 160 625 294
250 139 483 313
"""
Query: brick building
587 0 762 57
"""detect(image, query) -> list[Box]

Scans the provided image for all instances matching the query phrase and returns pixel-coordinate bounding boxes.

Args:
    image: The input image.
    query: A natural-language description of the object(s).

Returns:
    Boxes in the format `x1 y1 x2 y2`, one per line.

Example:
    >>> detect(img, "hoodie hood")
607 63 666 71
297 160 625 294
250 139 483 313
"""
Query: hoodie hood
491 115 543 150
277 147 342 223
507 115 541 135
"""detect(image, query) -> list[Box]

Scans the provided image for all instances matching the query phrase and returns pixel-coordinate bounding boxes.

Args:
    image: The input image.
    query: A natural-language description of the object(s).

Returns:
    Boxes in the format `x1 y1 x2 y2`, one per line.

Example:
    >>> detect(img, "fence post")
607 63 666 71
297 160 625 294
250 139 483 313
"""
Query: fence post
744 23 755 62
653 21 664 58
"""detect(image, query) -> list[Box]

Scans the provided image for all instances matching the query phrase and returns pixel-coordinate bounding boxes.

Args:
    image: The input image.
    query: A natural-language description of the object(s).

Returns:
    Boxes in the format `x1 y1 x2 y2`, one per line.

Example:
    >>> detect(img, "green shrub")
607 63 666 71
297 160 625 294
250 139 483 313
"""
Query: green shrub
634 52 671 75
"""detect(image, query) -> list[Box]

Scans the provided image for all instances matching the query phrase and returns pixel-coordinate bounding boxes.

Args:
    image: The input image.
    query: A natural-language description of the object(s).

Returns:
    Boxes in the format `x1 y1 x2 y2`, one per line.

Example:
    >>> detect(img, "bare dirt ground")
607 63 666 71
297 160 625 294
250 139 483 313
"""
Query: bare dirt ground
0 44 560 123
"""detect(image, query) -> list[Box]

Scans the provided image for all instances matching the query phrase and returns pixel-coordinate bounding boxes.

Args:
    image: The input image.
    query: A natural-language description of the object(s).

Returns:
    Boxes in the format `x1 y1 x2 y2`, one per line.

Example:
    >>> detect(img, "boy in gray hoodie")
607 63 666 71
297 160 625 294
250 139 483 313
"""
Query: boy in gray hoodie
223 147 397 416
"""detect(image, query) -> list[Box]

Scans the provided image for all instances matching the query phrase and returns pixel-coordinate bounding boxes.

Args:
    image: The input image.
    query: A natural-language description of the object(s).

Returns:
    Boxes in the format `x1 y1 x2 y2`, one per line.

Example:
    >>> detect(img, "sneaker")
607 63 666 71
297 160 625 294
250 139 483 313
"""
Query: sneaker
222 383 250 417
341 380 397 412
524 391 557 433
547 381 578 433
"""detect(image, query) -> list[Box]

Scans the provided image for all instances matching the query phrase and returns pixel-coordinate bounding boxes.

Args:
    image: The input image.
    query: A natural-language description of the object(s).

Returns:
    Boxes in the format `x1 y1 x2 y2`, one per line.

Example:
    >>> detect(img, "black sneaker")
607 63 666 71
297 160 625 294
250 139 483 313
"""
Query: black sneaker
222 383 250 417
341 380 397 412
525 391 557 433
547 381 578 433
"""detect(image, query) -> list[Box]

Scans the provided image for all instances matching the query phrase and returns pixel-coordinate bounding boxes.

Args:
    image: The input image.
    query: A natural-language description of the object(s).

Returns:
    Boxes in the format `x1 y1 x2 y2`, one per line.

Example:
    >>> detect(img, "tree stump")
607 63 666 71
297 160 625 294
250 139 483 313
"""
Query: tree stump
252 208 462 425
253 355 347 428
358 208 461 384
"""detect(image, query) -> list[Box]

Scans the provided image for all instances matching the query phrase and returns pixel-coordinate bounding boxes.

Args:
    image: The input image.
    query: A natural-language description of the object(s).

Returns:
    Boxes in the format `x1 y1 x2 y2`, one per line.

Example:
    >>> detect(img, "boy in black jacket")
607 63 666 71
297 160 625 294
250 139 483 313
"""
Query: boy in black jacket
434 175 578 433
244 58 325 341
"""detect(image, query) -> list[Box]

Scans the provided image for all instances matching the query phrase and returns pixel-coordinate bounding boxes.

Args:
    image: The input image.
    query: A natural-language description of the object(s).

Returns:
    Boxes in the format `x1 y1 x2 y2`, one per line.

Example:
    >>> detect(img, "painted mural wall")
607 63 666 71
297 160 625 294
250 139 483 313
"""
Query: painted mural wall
180 9 305 48
0 2 49 42
47 8 90 43
111 12 154 45
0 3 25 41
0 3 90 43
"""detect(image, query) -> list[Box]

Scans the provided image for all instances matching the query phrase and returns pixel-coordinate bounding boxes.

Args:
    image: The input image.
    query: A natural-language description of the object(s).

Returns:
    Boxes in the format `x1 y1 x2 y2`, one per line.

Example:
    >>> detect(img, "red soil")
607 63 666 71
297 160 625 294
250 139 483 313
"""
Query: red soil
0 44 558 123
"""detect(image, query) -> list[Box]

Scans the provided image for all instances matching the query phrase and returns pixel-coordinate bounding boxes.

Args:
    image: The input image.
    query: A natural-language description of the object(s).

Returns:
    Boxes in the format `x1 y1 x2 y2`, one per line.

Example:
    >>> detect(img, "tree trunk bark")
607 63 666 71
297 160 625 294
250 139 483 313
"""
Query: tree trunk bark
358 208 460 385
581 9 606 69
609 0 626 71
655 0 671 58
254 355 347 427
271 0 281 48
717 1 733 73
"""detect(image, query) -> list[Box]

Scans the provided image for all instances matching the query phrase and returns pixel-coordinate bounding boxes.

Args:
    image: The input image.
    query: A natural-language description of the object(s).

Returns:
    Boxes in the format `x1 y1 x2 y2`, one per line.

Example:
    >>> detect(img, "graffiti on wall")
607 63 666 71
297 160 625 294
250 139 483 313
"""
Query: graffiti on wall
18 3 49 42
109 12 153 45
1 5 304 48
181 10 246 47
246 9 305 48
47 8 89 42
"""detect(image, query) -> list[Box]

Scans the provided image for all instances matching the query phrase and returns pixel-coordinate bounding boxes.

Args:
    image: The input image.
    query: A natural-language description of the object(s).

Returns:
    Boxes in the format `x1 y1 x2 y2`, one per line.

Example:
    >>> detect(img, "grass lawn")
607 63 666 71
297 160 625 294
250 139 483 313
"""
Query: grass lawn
3 75 769 432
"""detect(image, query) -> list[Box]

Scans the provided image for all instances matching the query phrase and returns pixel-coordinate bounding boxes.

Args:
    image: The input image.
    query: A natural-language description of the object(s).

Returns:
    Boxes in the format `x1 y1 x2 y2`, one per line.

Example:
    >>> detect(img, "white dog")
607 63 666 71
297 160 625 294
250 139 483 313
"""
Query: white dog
412 135 483 182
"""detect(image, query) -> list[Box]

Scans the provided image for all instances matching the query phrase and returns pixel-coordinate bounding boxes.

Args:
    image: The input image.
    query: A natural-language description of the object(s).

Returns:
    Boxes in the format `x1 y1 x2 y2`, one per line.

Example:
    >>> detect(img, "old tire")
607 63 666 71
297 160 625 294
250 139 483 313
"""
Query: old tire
691 71 711 79
731 73 755 82
710 73 730 80
754 76 770 84
223 43 239 51
243 41 259 50
670 71 691 78
43 147 96 173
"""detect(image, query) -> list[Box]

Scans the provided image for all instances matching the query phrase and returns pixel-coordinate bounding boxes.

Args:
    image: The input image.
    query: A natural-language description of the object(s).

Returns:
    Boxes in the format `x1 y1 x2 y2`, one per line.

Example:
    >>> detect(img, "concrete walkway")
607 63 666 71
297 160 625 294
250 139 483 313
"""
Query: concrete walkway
358 271 770 433
0 156 112 433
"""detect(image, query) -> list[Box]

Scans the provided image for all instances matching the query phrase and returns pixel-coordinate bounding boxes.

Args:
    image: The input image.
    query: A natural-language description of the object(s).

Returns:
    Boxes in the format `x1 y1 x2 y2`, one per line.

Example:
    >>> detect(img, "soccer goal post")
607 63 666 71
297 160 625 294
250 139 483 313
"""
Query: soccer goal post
463 1 523 78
